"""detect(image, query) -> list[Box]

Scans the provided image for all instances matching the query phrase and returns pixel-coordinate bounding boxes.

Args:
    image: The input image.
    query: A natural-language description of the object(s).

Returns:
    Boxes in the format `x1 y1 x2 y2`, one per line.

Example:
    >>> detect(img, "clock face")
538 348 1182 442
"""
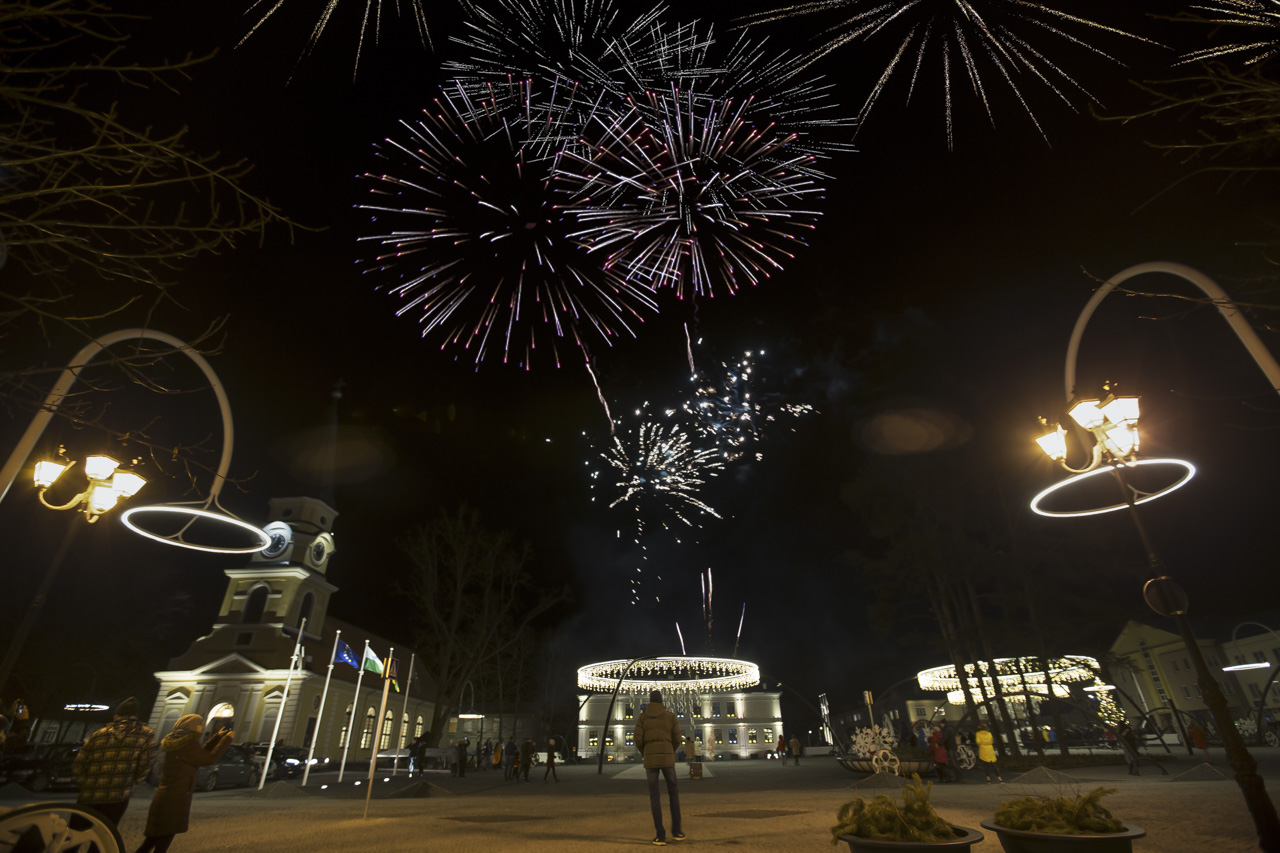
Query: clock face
259 522 292 559
305 533 335 568
311 540 327 563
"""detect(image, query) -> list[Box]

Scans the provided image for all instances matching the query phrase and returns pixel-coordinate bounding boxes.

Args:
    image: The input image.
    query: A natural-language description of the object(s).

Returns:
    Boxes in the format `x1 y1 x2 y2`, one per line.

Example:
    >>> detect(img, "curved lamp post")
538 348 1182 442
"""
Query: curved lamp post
1032 262 1280 849
0 328 269 553
1223 622 1280 747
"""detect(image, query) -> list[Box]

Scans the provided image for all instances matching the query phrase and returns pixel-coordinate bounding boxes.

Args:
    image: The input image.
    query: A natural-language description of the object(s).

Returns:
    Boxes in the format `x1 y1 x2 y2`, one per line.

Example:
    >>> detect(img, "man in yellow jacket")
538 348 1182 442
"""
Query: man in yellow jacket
634 690 685 845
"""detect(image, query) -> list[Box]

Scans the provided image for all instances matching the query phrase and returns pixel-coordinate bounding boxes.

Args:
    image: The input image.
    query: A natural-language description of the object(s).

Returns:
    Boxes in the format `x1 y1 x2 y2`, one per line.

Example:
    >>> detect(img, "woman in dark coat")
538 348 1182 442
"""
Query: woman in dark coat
136 714 234 853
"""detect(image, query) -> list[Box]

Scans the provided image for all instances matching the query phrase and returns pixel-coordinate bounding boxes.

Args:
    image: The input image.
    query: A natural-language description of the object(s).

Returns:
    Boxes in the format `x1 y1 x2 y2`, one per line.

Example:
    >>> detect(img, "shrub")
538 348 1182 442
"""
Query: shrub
830 774 957 844
994 786 1124 834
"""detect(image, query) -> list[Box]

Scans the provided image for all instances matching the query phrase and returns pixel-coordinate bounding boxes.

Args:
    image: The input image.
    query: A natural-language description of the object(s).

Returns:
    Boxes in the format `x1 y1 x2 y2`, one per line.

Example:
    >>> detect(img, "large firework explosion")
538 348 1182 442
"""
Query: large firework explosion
736 0 1154 149
683 350 815 461
1177 1 1280 66
556 90 826 300
357 81 658 369
239 0 431 75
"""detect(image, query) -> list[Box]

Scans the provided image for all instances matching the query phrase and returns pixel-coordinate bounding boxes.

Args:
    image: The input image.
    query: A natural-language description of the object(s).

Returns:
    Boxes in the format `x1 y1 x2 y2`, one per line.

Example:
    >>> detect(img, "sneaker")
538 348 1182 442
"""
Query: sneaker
672 833 686 841
652 838 667 846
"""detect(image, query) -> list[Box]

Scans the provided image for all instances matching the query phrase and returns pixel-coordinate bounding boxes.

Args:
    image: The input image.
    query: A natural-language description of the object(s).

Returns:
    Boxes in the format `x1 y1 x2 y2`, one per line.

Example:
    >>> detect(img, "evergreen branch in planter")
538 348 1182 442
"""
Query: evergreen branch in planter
994 786 1124 834
830 775 958 844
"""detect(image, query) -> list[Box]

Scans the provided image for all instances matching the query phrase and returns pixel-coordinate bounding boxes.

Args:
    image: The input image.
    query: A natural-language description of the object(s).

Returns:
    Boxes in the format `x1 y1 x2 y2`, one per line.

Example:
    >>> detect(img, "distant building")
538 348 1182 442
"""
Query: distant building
577 688 783 760
148 497 436 764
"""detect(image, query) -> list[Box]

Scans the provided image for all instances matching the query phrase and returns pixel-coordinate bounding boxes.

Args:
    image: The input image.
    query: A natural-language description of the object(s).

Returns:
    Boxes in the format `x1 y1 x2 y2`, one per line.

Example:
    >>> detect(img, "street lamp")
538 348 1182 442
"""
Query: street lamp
1032 262 1280 850
0 451 148 693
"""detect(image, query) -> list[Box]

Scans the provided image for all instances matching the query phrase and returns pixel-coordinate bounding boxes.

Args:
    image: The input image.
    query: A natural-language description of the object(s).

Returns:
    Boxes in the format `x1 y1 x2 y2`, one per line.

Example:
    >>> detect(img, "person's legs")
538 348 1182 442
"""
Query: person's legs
84 800 127 828
646 768 666 841
662 766 683 837
136 835 175 853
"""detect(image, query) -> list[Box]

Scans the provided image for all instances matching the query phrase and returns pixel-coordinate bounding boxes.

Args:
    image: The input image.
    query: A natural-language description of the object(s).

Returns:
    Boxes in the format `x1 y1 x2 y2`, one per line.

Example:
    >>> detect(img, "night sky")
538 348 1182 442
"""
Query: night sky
2 0 1278 734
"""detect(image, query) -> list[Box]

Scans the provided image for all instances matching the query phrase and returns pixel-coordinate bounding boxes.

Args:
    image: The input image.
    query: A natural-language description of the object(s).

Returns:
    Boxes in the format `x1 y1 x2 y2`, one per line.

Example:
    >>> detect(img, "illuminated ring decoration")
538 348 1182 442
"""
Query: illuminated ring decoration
120 505 271 554
918 655 1099 694
1030 458 1196 518
577 657 760 694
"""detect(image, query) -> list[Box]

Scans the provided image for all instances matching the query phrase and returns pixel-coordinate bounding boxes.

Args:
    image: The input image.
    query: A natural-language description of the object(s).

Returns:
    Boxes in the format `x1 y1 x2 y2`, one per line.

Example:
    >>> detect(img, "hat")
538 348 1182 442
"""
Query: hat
649 690 662 703
114 697 139 718
173 714 204 733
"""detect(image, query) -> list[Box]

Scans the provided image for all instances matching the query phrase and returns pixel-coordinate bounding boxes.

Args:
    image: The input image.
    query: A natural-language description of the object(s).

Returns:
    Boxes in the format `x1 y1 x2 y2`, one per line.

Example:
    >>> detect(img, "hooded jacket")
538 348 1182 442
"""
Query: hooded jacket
73 717 156 804
144 730 233 837
633 701 681 769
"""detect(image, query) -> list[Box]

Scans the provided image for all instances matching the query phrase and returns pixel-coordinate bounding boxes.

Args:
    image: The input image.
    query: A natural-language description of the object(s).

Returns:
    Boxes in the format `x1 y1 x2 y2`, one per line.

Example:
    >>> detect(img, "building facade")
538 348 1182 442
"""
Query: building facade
148 496 436 765
577 689 783 760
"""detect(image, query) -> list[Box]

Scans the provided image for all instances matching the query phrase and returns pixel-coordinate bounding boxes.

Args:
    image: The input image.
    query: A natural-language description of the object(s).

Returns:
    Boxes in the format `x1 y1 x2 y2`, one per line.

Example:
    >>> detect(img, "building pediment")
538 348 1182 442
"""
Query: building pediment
189 653 270 676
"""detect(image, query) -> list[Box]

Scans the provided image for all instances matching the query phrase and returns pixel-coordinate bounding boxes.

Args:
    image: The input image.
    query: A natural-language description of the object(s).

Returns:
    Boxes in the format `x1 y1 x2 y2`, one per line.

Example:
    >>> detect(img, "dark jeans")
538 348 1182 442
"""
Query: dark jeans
544 762 557 781
80 799 128 828
645 766 682 840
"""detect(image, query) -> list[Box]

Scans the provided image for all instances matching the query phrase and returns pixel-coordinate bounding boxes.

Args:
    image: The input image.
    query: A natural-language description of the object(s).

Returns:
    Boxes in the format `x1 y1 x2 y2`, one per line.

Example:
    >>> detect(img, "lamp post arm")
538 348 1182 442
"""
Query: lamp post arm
1064 262 1280 403
0 328 234 508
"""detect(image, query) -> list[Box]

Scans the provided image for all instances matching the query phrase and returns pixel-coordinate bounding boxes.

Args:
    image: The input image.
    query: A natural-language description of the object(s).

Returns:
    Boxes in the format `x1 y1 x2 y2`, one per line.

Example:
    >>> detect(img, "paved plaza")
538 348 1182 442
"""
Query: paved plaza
3 748 1275 851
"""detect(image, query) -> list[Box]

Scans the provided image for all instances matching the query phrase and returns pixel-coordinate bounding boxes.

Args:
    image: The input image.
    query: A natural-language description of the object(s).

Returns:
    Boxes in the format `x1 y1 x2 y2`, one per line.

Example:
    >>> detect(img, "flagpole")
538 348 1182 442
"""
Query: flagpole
364 647 394 820
302 628 341 787
259 618 305 790
338 639 371 782
393 652 415 776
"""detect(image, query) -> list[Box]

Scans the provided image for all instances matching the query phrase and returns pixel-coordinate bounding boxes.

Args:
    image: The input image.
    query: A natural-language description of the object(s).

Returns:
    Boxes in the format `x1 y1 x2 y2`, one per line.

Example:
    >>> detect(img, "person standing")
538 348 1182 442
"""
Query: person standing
692 735 703 763
928 727 950 782
453 737 468 778
776 734 786 764
789 735 801 766
940 721 961 782
135 714 233 853
1117 722 1141 776
635 689 684 846
73 697 156 830
519 738 535 782
482 738 493 772
503 737 517 780
543 737 559 783
974 724 1003 784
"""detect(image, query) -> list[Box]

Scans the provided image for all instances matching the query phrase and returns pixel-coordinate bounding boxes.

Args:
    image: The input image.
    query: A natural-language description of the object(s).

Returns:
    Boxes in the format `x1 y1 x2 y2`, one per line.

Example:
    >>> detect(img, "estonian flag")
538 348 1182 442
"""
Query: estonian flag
361 644 384 675
335 639 360 670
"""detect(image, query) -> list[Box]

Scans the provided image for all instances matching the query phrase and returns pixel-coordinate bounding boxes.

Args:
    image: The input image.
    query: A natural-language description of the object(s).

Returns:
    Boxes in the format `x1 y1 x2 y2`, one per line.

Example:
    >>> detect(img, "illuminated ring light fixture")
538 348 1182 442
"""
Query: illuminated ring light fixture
1030 458 1196 518
577 657 760 694
918 655 1101 705
120 505 271 554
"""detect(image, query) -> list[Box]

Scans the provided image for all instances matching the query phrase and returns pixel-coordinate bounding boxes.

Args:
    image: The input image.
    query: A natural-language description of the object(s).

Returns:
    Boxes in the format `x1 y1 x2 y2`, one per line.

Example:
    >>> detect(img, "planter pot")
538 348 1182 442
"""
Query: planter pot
837 757 934 776
839 826 984 852
980 820 1146 853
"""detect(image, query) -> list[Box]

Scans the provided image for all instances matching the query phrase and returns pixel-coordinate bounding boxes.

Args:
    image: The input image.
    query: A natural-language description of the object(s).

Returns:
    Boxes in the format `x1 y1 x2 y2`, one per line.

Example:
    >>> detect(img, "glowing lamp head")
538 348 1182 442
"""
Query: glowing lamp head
1067 399 1105 430
1101 420 1139 459
34 460 69 489
1035 427 1067 461
1101 395 1140 426
83 455 120 482
86 485 120 515
111 470 147 498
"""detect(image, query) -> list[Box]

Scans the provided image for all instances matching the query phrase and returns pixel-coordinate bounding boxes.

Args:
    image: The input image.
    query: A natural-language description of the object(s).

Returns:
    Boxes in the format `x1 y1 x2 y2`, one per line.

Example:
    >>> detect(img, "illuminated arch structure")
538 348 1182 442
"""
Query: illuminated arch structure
576 657 786 760
915 656 1122 725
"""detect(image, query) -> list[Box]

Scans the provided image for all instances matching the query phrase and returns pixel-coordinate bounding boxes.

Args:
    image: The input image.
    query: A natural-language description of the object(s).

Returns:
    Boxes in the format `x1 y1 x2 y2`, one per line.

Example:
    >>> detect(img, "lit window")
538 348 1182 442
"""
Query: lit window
727 702 737 718
605 733 615 746
415 716 424 739
360 707 376 749
728 728 738 744
625 704 633 719
589 731 599 747
712 701 721 718
625 731 634 746
340 704 352 748
748 729 758 744
714 728 723 744
380 710 394 750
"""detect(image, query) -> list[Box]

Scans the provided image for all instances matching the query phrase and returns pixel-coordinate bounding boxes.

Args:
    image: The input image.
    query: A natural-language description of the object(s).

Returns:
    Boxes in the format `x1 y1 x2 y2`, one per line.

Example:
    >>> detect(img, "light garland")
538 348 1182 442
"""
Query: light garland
917 656 1100 694
577 657 761 694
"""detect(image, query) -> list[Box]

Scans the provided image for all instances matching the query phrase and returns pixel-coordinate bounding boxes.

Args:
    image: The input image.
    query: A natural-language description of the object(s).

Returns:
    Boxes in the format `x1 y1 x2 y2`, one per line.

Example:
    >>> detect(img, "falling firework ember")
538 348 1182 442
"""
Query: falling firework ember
736 0 1154 149
556 90 826 300
1177 1 1280 66
684 350 815 460
239 0 431 76
358 81 658 369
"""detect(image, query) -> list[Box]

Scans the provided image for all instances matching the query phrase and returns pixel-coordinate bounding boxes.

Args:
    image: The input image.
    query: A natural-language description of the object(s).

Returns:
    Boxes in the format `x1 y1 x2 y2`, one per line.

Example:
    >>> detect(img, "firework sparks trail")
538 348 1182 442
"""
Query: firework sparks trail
357 80 659 370
591 405 723 603
556 89 827 300
684 349 815 461
701 568 714 651
239 0 432 78
733 602 746 657
735 0 1158 149
676 622 687 655
1177 1 1280 66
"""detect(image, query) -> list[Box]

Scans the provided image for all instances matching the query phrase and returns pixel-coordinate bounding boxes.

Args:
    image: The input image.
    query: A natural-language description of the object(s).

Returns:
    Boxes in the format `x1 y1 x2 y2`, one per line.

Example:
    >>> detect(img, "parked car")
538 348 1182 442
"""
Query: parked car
193 744 260 792
0 743 80 792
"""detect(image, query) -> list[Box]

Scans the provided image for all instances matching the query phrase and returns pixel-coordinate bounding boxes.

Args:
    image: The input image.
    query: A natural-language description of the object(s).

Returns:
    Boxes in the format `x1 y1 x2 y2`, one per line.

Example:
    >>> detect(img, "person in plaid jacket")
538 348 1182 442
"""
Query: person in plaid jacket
73 697 156 829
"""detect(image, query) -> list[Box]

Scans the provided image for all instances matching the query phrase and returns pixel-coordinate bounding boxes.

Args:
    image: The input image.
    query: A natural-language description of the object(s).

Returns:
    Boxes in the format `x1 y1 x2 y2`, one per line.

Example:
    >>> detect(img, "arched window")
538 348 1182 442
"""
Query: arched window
243 585 268 623
297 593 313 631
340 704 352 748
414 716 424 739
399 714 409 750
380 710 395 750
359 707 376 749
260 690 284 743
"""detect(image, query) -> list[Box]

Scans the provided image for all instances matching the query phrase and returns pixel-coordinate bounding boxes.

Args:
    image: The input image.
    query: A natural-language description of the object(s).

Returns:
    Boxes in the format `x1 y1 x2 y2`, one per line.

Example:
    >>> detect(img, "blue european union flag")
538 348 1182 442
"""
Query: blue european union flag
335 638 360 669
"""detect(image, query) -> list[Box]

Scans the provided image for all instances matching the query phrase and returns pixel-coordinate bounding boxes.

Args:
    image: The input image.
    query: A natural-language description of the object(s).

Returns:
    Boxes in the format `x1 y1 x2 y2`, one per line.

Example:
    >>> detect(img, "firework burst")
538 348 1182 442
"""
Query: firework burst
1177 1 1280 66
556 90 826 300
684 350 815 461
736 0 1155 149
239 0 430 76
357 81 658 369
